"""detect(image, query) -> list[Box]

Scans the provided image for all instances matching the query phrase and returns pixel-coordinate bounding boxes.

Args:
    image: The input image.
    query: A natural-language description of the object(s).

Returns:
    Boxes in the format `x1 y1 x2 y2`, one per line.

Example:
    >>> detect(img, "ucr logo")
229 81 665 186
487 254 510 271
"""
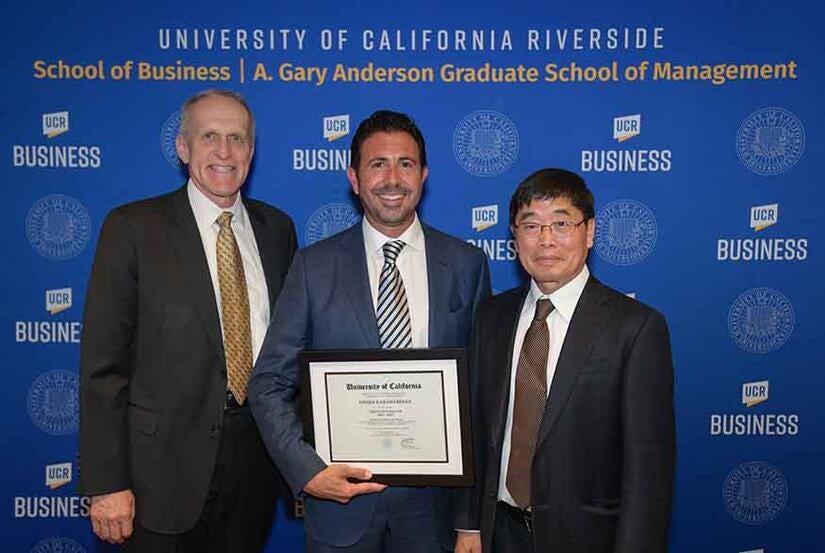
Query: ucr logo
613 114 640 142
750 203 778 232
323 115 350 142
46 462 72 489
42 111 69 138
471 205 498 232
46 288 72 315
742 380 769 407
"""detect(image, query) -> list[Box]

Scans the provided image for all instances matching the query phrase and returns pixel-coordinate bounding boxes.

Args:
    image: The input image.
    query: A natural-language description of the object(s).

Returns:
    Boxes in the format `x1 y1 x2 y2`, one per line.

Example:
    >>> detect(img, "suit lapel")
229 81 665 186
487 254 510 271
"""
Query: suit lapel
424 226 451 346
536 277 613 448
245 201 282 310
168 187 224 355
338 225 381 347
489 288 529 448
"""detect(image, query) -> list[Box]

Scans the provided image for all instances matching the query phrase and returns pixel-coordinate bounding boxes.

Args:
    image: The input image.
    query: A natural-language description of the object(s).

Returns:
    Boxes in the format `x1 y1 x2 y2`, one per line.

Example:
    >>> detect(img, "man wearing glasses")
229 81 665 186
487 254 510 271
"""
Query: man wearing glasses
456 168 675 553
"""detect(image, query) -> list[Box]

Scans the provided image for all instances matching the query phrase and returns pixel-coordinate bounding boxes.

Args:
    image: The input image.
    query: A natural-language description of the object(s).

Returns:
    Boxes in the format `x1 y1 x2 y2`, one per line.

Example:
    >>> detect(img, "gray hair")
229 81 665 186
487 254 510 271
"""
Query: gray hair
178 89 255 143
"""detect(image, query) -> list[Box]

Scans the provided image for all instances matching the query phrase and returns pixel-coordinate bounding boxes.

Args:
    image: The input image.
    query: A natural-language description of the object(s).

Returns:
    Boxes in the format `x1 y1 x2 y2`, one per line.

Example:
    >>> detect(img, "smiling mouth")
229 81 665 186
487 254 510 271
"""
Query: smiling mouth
209 164 236 173
375 187 408 202
378 193 405 201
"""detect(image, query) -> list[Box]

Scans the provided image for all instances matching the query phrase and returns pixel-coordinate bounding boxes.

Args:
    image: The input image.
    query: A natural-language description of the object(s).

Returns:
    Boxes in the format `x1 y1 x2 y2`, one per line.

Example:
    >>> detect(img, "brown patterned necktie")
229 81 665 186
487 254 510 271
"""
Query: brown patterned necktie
506 298 554 508
216 211 253 404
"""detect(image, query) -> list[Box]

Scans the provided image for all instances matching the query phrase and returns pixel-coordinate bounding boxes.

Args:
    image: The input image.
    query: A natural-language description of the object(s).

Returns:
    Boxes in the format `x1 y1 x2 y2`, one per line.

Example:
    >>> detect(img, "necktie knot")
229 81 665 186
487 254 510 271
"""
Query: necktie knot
533 298 554 322
382 240 406 266
216 211 233 229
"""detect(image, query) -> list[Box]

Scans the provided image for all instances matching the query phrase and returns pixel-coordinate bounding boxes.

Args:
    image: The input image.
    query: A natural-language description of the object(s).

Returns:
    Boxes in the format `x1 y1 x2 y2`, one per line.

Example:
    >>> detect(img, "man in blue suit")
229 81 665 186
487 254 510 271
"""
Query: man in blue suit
249 110 490 552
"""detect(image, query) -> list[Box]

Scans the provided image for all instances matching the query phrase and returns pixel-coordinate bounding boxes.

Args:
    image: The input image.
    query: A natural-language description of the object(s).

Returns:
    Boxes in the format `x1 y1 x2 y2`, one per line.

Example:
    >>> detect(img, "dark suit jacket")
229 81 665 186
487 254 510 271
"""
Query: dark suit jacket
467 276 674 553
248 222 490 548
78 185 296 533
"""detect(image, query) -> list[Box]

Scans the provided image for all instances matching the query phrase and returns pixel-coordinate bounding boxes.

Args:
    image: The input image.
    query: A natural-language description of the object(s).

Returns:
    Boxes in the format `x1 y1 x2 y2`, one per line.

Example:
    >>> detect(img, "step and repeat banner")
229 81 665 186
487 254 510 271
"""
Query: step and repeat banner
2 1 822 551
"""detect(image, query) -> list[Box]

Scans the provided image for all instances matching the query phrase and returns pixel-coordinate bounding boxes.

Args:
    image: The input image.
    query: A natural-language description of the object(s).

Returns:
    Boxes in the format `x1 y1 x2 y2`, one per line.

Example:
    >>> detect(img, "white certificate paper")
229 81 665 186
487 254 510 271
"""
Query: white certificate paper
325 370 447 462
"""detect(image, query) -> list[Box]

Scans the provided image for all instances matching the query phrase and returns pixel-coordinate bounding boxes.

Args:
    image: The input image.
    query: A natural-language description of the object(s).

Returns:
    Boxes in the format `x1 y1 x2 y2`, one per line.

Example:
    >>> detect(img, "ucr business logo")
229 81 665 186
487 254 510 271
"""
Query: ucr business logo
42 111 69 138
16 288 81 344
709 380 799 437
13 111 102 169
582 114 671 173
466 204 516 261
613 114 640 142
323 114 350 142
471 204 498 231
717 203 807 262
742 380 768 407
13 461 89 520
46 462 72 490
294 114 352 171
46 288 72 315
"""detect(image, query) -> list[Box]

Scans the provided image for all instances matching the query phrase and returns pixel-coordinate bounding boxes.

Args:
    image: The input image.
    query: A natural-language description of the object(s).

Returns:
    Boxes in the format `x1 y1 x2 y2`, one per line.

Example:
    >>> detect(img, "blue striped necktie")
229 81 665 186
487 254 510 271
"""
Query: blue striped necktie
376 240 412 349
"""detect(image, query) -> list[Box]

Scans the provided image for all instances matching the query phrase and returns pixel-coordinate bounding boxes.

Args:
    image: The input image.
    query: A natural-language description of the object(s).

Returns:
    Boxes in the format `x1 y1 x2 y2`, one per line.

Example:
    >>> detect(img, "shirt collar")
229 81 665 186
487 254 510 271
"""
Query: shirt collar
187 179 247 231
526 265 590 323
362 213 424 256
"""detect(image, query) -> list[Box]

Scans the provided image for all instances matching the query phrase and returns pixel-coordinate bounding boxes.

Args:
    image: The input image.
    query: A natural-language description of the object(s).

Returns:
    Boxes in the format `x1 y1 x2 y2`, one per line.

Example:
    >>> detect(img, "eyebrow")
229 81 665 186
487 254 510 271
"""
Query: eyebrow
517 207 573 220
366 155 418 164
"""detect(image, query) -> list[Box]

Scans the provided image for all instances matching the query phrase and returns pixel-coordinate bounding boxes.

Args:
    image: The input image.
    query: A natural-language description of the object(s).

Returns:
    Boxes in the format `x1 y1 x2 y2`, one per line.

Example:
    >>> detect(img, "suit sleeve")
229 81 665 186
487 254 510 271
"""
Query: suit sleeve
615 310 675 553
452 252 491 530
470 252 492 321
248 250 327 495
78 209 137 496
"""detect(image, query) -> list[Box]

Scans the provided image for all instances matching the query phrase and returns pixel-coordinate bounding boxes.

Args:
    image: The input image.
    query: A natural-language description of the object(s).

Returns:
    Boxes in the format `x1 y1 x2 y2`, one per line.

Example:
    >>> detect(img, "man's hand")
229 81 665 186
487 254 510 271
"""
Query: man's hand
90 489 135 544
454 531 481 553
303 464 387 503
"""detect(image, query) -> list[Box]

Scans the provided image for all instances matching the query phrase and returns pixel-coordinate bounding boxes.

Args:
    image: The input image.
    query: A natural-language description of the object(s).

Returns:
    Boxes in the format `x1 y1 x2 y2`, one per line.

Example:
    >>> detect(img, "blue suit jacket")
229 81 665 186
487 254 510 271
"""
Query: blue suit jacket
249 221 490 547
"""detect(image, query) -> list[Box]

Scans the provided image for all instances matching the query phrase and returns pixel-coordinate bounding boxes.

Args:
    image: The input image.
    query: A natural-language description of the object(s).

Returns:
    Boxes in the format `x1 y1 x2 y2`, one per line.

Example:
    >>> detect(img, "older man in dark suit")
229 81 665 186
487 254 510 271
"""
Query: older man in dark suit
456 168 674 553
79 89 296 552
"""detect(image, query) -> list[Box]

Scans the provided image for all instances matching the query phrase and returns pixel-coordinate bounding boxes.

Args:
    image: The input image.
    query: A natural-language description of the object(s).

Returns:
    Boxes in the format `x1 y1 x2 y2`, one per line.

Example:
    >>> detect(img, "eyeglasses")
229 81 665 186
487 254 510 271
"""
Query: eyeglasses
513 219 586 238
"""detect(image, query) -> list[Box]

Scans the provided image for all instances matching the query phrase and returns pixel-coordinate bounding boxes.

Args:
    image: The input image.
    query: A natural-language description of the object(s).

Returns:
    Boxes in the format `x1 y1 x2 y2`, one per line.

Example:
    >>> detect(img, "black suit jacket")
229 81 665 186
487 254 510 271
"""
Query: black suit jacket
467 276 675 553
78 186 296 533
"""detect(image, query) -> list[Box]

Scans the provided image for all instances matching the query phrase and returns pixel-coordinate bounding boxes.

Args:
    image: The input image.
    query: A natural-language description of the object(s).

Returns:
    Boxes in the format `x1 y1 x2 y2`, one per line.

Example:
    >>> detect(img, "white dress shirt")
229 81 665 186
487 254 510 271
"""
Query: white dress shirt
187 181 270 364
498 264 590 505
362 215 429 348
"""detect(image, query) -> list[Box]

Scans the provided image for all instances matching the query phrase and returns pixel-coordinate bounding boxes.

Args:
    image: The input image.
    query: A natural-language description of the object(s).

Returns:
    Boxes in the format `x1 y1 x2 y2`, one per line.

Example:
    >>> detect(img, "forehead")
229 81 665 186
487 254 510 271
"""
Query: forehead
188 96 250 131
359 131 420 160
516 196 583 220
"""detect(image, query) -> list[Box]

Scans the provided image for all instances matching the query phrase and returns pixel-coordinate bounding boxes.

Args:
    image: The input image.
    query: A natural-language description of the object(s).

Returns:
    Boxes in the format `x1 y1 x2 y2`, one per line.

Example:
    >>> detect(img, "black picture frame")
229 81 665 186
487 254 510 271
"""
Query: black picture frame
299 347 473 487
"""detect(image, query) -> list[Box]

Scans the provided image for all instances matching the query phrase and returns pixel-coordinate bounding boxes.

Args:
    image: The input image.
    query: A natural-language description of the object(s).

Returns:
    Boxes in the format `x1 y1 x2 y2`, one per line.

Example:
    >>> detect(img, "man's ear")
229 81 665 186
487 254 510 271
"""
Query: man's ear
347 167 360 196
175 135 190 165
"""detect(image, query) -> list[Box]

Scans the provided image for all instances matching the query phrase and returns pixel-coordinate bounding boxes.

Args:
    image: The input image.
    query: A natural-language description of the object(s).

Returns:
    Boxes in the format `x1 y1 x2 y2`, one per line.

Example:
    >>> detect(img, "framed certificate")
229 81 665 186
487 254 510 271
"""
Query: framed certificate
299 348 473 486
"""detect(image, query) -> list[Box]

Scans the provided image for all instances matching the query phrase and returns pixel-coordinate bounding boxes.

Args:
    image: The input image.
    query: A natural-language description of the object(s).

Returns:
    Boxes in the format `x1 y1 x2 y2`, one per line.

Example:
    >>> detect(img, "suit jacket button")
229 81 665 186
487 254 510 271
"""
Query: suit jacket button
210 424 221 437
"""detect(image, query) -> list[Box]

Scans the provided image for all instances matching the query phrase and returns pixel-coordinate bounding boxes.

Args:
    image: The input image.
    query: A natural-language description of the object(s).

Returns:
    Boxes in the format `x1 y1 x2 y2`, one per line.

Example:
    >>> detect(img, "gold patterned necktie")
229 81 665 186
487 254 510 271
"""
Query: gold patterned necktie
215 211 253 404
506 298 554 508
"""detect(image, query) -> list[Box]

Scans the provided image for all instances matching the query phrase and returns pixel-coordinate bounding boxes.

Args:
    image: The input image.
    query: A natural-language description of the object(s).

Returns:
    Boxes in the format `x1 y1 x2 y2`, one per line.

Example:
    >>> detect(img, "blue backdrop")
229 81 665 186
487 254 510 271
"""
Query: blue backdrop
3 1 823 551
